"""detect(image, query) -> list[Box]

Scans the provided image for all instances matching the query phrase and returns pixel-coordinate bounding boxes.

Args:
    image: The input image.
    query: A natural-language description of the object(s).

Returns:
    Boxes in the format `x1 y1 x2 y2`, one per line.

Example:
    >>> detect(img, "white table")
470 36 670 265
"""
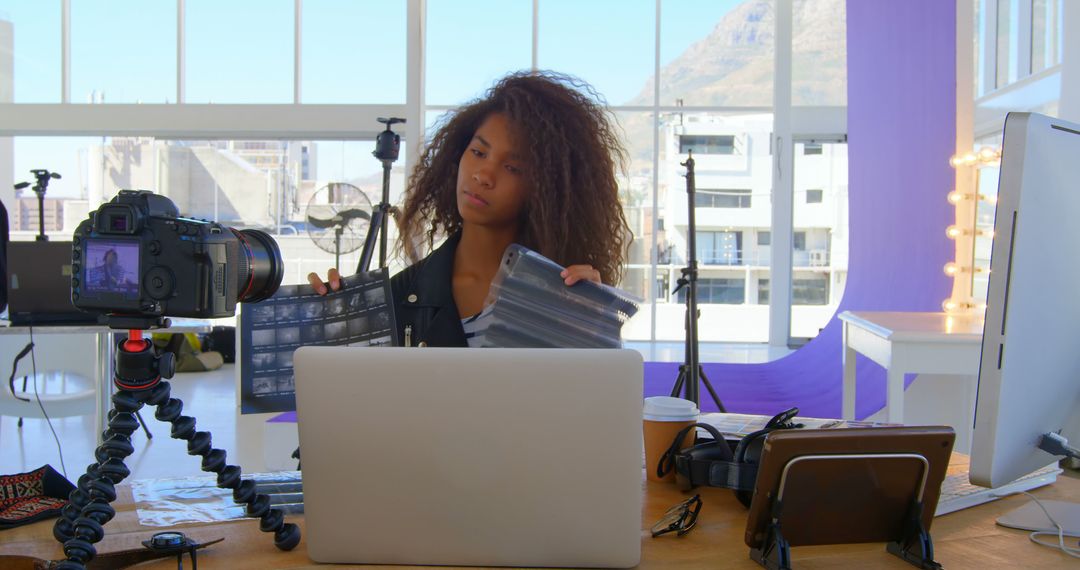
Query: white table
0 318 211 441
840 311 984 423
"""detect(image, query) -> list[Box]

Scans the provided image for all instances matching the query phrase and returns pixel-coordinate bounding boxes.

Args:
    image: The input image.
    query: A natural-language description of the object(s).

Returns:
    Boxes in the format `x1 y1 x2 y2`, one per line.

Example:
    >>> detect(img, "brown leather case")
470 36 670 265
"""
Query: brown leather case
744 426 955 548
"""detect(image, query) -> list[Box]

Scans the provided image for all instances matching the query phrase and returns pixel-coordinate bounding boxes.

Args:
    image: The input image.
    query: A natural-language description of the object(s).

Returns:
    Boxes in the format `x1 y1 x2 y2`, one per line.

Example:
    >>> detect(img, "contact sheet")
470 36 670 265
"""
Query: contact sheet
238 268 396 414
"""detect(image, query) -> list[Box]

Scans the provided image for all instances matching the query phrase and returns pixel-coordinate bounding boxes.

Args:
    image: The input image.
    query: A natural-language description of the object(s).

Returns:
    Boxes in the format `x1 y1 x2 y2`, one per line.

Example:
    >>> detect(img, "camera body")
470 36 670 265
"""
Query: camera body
71 190 283 319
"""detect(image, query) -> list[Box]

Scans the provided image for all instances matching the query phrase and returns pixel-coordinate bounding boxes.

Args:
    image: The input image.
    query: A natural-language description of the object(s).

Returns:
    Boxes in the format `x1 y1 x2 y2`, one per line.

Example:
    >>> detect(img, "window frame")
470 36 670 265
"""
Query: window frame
0 0 848 353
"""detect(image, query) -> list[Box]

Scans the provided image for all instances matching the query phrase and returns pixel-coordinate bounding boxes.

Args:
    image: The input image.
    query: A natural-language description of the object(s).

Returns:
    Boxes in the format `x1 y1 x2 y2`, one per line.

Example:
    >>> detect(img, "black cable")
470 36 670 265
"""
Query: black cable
27 324 69 479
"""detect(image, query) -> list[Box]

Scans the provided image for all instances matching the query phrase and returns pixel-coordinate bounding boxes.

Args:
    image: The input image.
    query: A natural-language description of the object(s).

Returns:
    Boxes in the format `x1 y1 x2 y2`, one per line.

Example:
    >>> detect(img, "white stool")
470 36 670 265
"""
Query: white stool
0 370 96 423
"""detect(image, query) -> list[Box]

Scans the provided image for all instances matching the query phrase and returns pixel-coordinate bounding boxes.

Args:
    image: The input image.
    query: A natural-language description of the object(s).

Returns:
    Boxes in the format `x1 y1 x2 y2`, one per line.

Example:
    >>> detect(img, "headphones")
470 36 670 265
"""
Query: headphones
657 407 802 507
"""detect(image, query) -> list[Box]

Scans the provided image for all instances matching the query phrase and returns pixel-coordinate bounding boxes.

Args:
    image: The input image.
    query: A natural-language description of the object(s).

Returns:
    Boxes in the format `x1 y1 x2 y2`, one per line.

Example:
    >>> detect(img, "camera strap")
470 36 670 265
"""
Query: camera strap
7 341 35 402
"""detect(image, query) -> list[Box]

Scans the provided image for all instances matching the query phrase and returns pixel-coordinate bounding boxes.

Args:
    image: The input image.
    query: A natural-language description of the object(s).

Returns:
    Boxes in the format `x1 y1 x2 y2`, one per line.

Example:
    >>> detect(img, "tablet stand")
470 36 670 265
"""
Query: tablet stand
749 452 942 570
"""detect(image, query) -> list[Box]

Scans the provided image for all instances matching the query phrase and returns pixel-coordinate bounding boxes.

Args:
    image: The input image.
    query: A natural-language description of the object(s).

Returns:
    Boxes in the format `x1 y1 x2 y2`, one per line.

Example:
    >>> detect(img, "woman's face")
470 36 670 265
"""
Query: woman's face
456 112 531 230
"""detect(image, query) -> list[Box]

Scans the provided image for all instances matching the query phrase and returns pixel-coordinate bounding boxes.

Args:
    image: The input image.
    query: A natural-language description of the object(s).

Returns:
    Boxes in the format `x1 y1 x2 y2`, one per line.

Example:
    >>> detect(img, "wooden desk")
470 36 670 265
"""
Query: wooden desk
3 472 1077 568
840 311 984 423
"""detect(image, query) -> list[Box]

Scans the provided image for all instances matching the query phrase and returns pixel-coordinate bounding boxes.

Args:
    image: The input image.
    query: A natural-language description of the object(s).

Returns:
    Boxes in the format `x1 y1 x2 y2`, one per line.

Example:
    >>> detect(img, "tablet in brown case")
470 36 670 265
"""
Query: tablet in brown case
744 426 955 549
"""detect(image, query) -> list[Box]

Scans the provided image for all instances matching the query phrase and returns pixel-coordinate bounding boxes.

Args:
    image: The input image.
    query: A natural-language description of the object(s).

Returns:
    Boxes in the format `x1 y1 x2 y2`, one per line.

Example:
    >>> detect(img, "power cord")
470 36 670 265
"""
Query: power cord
9 325 69 479
1021 491 1080 559
990 488 1080 559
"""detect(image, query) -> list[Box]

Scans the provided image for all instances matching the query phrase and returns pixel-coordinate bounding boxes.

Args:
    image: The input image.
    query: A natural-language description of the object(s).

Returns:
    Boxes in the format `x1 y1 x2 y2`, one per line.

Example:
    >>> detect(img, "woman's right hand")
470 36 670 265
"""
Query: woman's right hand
307 267 343 296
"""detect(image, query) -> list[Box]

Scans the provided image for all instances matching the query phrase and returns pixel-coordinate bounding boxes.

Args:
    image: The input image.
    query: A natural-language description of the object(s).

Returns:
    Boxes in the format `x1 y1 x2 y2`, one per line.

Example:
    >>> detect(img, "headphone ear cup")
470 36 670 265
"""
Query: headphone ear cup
733 431 769 508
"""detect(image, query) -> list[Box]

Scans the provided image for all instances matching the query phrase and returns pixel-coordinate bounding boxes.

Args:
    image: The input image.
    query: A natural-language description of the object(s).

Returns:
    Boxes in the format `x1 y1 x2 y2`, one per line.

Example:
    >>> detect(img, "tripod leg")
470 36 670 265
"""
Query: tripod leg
670 367 687 399
698 366 726 413
135 410 153 440
52 382 299 570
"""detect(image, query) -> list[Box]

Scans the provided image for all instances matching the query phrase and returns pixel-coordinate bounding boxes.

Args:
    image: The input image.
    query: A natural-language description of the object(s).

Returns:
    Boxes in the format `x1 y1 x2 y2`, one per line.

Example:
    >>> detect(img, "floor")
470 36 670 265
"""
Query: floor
1 365 239 483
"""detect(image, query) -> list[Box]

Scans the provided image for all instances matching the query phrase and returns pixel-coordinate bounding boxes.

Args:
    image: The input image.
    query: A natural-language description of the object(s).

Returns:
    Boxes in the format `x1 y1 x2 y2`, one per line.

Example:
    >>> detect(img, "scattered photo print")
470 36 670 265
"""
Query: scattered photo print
347 293 365 311
252 329 276 347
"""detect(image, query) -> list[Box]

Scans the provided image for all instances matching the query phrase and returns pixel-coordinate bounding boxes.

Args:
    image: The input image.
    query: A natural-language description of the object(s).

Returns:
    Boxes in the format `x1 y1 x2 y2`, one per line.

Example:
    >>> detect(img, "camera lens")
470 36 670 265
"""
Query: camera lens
234 229 284 303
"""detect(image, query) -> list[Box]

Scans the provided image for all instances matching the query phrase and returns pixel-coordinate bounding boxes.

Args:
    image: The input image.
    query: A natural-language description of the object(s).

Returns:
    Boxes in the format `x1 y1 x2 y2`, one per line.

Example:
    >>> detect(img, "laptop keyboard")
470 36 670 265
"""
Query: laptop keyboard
935 464 1062 516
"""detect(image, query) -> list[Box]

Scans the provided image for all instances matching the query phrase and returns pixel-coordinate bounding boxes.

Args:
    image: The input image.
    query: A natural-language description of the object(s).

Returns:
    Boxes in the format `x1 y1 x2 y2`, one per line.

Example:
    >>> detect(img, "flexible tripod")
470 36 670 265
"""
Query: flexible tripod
357 117 405 274
51 315 299 570
669 153 726 412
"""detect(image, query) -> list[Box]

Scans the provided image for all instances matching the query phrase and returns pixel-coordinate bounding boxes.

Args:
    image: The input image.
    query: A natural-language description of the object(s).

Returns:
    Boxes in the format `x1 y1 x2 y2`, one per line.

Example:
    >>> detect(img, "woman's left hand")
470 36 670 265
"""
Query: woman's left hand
561 265 601 286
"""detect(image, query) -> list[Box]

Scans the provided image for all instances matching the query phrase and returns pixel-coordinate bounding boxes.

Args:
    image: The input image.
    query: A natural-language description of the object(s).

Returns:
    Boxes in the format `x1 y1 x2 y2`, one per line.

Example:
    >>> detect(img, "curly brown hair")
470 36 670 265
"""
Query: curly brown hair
397 70 632 285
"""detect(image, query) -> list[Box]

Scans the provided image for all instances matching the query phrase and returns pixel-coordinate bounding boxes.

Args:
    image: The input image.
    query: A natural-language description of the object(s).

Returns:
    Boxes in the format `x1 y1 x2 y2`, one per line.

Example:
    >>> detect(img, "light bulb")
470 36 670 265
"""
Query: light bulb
978 146 1000 162
947 191 966 204
949 155 962 168
946 225 966 238
944 262 959 276
942 299 959 312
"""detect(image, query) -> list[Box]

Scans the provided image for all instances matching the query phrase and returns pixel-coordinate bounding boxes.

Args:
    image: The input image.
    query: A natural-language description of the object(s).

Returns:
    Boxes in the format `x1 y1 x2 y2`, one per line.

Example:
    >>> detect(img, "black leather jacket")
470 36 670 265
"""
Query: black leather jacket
389 232 467 347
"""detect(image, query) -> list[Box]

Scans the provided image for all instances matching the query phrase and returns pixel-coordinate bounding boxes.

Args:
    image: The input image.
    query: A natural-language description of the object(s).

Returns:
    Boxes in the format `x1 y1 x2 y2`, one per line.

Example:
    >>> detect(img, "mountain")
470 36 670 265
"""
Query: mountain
617 0 846 166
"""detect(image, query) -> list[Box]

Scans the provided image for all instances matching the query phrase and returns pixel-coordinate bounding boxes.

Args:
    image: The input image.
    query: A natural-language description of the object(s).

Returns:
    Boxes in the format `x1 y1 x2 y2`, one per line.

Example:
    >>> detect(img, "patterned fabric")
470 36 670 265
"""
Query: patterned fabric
0 465 75 530
462 304 494 348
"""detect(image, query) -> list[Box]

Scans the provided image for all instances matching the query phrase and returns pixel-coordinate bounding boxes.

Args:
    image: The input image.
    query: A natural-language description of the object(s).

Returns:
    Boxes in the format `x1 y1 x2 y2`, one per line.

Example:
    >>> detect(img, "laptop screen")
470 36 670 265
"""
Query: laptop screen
7 241 99 324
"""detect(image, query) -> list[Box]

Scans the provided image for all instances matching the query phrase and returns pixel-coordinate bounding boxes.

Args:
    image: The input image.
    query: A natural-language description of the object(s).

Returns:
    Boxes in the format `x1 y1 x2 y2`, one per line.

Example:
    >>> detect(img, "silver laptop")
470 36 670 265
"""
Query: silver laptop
293 346 644 568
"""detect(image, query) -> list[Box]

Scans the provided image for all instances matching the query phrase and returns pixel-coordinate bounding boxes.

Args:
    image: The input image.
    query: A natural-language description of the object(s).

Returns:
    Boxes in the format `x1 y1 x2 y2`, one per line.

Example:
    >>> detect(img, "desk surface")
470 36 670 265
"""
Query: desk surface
3 467 1078 569
840 311 984 343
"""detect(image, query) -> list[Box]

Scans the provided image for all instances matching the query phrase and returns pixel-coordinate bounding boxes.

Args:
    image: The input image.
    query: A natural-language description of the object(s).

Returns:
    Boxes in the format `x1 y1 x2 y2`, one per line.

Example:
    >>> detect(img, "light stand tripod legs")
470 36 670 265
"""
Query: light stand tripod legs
51 381 300 570
670 364 726 412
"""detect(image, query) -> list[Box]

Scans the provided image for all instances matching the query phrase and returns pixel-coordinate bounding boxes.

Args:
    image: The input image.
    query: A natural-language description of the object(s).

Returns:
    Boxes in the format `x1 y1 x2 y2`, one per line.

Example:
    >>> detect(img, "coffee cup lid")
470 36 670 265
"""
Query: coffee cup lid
643 396 699 421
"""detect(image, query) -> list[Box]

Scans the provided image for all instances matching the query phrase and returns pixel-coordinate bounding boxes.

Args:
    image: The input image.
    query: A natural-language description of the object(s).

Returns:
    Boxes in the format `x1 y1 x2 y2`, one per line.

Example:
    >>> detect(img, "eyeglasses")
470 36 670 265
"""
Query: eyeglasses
650 494 702 538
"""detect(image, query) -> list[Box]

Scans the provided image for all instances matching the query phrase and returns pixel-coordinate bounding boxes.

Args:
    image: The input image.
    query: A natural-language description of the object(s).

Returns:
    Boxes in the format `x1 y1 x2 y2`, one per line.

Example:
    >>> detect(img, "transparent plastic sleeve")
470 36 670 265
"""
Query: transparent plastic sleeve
130 471 304 527
482 245 641 348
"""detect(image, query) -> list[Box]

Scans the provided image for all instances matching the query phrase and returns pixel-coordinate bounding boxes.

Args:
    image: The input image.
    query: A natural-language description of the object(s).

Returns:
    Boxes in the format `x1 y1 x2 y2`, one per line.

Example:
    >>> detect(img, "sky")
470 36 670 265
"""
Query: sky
0 0 742 197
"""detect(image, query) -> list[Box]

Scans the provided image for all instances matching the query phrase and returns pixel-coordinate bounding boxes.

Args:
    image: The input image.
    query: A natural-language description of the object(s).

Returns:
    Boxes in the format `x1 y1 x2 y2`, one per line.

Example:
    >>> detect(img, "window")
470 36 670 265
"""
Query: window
793 231 806 251
793 276 829 305
0 0 849 355
695 189 752 208
805 189 823 203
677 278 745 304
759 276 830 305
680 135 734 155
696 231 742 265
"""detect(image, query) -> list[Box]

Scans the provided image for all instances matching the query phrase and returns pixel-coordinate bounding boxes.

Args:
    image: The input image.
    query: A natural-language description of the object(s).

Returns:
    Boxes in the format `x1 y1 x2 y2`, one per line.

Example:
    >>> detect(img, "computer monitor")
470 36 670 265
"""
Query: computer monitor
971 112 1080 494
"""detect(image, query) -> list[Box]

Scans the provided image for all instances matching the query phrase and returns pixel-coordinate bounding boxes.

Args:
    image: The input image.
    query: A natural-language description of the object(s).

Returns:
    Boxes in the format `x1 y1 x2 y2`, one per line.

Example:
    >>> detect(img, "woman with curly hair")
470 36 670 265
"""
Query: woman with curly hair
310 71 632 347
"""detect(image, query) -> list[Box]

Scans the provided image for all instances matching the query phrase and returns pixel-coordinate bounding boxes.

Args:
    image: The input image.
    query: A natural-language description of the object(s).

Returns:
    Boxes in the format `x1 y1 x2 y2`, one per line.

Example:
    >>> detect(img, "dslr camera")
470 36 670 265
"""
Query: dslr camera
71 190 284 321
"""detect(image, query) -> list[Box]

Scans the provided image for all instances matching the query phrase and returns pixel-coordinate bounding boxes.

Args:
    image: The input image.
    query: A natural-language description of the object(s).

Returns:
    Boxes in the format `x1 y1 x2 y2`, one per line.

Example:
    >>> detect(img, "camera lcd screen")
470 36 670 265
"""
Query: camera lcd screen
84 240 140 297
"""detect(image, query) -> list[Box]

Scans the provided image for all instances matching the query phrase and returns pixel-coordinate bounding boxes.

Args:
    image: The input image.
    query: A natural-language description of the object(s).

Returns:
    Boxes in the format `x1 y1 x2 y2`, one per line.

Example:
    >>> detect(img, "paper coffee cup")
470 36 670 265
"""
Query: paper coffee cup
643 396 699 483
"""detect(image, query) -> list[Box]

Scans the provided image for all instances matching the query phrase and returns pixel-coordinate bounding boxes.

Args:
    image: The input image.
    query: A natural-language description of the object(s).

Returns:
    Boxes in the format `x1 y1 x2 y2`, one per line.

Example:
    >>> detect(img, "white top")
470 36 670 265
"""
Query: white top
461 304 494 348
838 311 984 343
